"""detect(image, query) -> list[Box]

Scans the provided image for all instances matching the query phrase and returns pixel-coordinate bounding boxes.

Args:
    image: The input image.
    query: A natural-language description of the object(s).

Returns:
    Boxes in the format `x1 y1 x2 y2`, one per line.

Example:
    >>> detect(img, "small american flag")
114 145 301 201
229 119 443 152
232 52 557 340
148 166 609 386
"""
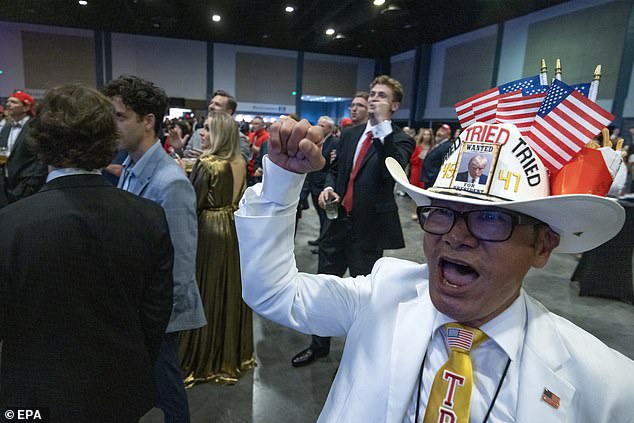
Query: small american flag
525 79 614 172
455 87 497 128
447 327 474 351
496 91 547 137
541 388 561 409
571 82 591 97
455 75 544 127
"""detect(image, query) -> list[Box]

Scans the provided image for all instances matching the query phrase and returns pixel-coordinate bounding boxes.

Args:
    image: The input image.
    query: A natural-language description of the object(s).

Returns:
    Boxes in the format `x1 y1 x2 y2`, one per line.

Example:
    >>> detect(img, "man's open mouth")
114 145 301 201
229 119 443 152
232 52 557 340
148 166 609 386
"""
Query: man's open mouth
440 258 479 287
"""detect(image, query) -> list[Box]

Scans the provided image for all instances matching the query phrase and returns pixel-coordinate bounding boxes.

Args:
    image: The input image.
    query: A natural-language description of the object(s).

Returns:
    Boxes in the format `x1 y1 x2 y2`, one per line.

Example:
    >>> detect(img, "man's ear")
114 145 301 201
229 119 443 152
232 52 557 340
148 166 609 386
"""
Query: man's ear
532 226 560 269
391 101 400 113
144 113 156 132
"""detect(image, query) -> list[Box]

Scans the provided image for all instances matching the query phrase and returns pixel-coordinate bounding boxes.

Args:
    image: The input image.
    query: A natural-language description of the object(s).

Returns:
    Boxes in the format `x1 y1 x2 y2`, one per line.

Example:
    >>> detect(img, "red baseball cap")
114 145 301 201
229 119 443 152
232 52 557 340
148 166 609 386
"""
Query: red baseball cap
11 91 35 115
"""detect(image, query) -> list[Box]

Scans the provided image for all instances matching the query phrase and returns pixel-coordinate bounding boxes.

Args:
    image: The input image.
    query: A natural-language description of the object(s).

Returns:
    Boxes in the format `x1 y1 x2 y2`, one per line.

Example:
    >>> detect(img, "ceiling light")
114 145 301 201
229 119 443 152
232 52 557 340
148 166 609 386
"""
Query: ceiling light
373 0 386 5
380 4 402 14
285 6 295 13
325 28 335 36
78 0 88 5
212 14 221 22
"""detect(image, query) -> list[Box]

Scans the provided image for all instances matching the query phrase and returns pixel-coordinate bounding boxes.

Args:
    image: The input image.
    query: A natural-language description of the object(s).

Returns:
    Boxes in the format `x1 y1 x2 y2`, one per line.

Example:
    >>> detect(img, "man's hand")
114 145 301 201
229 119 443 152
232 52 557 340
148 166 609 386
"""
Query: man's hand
184 148 203 158
268 118 325 174
168 128 190 149
318 189 340 209
369 101 391 125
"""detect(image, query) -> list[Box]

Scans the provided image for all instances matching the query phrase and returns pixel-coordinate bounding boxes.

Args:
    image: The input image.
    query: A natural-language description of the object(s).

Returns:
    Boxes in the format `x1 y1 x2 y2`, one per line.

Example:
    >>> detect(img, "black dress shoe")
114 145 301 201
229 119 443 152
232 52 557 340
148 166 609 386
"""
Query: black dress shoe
307 239 319 246
291 346 329 367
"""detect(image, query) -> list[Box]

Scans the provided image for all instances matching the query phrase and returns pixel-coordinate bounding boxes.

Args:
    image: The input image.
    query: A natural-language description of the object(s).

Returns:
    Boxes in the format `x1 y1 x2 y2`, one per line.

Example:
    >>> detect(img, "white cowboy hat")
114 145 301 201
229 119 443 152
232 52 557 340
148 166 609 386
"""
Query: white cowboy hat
386 122 624 254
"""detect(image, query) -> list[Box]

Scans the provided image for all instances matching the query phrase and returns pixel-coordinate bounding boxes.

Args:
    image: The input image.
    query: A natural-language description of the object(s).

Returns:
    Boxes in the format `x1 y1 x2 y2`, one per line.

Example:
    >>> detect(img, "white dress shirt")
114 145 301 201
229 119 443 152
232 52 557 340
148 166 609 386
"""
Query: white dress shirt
7 116 30 152
404 295 527 422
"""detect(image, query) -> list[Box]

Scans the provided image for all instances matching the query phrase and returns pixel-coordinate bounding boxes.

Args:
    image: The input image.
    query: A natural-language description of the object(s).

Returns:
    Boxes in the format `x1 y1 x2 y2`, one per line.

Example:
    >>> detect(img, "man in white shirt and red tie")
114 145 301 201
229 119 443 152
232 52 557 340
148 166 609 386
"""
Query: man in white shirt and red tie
235 116 634 422
289 75 415 367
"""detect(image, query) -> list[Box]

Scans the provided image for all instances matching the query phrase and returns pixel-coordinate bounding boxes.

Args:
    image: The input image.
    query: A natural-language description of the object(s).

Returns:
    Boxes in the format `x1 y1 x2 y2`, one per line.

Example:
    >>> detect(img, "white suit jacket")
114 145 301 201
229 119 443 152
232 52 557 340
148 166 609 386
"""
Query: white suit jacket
236 158 634 423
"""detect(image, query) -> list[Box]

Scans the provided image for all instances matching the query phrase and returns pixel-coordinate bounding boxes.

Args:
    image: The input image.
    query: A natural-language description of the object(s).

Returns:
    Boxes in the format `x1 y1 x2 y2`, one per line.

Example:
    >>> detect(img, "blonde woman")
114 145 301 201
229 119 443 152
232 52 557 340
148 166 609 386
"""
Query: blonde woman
178 111 254 385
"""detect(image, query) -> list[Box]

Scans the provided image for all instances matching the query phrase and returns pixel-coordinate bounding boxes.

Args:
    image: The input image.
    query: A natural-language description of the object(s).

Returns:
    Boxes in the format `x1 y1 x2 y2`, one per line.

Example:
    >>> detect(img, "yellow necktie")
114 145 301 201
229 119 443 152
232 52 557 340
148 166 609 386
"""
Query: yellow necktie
423 323 488 423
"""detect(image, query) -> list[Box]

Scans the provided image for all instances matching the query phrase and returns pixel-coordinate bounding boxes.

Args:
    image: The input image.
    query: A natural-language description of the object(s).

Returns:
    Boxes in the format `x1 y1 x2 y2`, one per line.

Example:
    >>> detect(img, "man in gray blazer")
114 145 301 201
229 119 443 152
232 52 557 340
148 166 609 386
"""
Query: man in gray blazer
103 75 206 423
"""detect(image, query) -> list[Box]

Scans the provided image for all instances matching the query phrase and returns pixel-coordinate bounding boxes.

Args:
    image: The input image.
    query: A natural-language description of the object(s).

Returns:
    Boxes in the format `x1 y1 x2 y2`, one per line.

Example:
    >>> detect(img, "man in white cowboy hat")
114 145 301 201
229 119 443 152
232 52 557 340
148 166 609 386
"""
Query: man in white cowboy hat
235 118 634 422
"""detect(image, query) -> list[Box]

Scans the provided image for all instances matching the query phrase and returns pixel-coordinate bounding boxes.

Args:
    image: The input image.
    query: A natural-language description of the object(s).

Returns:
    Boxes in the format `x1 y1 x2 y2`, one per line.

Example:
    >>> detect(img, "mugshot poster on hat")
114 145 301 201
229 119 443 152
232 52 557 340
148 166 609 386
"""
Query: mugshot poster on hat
445 125 504 195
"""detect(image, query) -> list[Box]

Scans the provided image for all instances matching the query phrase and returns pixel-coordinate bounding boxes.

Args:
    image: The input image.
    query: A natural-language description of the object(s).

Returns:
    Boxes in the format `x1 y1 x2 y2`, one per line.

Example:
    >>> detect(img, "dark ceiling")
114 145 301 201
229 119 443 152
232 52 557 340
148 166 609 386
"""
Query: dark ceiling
1 0 569 58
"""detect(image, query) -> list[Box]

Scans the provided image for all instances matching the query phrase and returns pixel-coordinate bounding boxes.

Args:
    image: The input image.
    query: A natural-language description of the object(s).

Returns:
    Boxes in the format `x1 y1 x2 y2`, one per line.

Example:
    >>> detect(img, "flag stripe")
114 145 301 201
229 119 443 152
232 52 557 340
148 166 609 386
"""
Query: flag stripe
570 90 614 121
534 118 581 157
525 135 564 171
529 124 575 161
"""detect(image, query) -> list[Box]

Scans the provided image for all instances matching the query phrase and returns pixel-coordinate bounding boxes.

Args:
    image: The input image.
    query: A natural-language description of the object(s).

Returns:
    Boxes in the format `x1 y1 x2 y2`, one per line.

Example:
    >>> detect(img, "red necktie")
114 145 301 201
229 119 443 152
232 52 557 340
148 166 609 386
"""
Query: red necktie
342 131 373 213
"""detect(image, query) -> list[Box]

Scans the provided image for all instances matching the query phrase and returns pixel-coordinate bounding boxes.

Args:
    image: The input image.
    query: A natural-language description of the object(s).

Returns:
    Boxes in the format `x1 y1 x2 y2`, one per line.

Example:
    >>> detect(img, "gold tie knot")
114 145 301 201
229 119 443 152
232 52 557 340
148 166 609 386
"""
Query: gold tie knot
423 324 488 422
444 323 488 353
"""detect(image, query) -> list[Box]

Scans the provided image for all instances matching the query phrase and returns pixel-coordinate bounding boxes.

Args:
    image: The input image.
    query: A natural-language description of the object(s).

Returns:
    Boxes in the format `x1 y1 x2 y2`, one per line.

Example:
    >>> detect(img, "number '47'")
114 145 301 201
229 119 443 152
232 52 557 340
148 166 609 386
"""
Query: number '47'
498 170 521 192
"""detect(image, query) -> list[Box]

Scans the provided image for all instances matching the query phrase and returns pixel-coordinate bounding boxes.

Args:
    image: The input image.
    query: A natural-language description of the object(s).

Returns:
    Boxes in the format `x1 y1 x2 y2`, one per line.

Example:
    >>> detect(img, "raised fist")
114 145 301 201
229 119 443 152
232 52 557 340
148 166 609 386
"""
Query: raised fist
268 118 325 174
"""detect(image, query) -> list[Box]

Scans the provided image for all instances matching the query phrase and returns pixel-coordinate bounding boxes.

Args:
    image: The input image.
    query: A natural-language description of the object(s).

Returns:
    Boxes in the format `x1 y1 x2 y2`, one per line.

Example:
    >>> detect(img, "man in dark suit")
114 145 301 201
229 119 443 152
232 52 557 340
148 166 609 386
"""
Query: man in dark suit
455 154 489 184
291 75 415 366
420 123 453 188
0 83 174 422
305 115 339 249
0 90 47 207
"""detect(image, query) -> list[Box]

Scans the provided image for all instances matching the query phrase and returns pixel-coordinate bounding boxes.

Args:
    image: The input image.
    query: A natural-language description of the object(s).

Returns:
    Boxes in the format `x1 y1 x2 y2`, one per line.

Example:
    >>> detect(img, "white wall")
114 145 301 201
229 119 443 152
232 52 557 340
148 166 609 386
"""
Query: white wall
424 25 497 121
0 22 93 97
111 33 207 100
418 0 622 121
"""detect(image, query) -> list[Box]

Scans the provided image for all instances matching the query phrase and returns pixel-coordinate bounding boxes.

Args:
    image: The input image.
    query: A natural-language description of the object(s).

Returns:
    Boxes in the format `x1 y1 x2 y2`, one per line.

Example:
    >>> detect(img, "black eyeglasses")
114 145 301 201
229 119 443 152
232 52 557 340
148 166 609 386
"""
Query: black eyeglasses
348 102 368 109
417 206 544 242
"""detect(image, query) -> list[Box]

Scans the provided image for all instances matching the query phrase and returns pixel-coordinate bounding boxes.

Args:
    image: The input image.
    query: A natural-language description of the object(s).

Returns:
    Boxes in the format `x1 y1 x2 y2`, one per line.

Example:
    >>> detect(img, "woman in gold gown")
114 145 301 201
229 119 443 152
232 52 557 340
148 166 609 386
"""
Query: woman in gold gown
179 111 255 386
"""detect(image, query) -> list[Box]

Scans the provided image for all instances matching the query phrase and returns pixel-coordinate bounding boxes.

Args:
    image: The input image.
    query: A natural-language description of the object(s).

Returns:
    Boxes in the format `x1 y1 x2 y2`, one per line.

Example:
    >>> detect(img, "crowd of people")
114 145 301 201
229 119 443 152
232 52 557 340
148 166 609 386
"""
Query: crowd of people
1 71 633 423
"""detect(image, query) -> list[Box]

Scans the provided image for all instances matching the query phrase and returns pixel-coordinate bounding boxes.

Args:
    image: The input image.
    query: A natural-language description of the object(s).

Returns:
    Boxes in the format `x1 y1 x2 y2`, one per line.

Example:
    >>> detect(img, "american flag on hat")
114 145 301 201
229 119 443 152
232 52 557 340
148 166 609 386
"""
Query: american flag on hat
525 79 614 173
571 82 591 97
496 84 549 137
454 75 543 127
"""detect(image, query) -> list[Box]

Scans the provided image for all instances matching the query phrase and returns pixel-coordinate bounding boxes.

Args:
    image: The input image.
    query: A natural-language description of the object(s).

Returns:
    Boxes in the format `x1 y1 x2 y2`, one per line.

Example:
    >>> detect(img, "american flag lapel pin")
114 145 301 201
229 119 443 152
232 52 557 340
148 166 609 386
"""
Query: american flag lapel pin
541 387 561 409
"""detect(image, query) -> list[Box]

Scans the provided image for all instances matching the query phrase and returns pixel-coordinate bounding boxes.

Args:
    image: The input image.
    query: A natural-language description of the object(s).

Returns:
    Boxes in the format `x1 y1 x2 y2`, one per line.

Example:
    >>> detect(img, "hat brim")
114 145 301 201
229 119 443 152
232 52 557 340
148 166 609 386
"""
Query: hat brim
386 157 624 254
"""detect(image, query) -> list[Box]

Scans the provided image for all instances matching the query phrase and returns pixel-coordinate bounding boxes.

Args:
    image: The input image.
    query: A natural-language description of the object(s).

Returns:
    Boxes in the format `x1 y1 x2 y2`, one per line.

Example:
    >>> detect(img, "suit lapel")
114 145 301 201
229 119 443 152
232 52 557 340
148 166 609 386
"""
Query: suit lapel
7 119 30 156
516 295 574 422
342 125 365 177
386 284 437 422
357 122 399 175
124 144 162 196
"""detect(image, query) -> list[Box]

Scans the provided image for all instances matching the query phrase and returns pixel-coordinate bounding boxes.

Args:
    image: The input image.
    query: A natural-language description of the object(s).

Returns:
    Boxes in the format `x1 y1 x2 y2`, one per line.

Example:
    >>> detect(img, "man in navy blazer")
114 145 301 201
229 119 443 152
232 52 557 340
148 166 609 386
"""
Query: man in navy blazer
103 75 206 423
0 84 174 422
290 76 415 367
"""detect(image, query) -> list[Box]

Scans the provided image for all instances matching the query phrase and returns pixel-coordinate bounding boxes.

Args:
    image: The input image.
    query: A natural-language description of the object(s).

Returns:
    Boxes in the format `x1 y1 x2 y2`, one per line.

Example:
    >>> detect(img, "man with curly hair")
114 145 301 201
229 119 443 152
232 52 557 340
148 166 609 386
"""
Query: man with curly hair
102 75 206 423
0 83 174 421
